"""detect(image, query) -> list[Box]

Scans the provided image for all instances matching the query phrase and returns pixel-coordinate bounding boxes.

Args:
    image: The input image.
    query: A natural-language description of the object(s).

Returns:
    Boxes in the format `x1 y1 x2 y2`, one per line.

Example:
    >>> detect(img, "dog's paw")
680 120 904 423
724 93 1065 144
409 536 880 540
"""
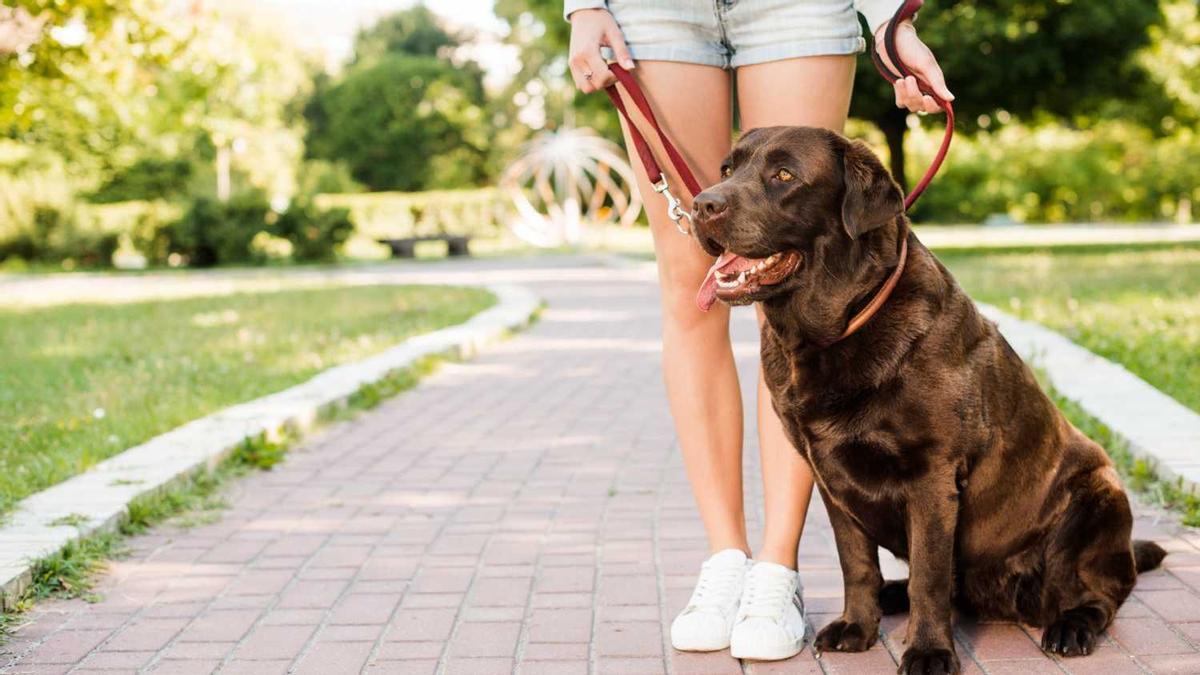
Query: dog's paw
814 618 876 653
1041 614 1098 656
898 646 960 675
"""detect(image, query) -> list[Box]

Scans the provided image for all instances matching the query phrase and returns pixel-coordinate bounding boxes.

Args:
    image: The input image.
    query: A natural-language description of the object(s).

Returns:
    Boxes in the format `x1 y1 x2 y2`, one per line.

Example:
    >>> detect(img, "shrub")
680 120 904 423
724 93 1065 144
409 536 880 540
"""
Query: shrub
88 157 194 204
271 200 355 262
0 205 119 268
905 121 1200 224
166 194 272 267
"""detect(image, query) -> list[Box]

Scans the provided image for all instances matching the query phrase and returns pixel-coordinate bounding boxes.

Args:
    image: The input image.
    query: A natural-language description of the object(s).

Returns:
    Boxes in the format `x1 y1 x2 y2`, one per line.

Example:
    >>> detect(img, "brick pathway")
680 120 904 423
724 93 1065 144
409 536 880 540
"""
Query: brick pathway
2 259 1199 674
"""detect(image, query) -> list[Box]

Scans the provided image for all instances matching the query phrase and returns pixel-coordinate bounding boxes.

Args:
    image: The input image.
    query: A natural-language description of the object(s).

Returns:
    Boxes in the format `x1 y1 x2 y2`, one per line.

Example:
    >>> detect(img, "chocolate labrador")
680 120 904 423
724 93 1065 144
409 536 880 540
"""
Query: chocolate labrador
689 126 1165 674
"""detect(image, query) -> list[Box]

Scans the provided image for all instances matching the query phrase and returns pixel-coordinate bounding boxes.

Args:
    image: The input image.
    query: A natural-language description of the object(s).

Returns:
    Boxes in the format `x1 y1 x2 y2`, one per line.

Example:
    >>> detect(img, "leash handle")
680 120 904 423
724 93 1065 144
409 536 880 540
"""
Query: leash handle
604 65 704 199
869 0 954 210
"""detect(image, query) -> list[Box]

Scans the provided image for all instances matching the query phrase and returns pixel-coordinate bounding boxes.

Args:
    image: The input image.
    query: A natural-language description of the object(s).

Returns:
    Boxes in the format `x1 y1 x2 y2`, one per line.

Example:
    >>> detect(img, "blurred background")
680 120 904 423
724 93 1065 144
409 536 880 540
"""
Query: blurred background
1 0 1198 274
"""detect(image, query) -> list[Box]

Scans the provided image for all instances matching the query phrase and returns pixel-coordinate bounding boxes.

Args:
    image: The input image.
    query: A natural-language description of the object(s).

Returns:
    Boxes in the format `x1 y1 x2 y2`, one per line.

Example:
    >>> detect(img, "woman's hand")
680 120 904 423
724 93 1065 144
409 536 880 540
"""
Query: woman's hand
568 8 635 94
874 19 954 114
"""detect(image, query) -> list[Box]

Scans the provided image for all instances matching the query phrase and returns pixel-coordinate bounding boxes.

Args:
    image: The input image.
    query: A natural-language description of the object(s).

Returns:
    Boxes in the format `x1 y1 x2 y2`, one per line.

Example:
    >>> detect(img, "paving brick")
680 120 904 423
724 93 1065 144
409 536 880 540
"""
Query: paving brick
447 621 521 658
232 624 316 660
293 640 374 674
176 609 261 643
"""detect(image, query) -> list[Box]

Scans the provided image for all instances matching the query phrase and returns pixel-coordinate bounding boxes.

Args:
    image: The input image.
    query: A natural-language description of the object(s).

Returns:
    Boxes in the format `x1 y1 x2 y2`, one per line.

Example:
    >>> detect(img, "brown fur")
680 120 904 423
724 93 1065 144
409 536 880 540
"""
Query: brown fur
690 126 1165 674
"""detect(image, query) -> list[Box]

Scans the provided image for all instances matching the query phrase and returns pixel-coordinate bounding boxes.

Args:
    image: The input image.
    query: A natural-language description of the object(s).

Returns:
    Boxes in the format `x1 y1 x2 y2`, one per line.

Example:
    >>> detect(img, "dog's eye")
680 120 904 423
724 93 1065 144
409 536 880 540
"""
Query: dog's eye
775 168 795 182
721 165 732 178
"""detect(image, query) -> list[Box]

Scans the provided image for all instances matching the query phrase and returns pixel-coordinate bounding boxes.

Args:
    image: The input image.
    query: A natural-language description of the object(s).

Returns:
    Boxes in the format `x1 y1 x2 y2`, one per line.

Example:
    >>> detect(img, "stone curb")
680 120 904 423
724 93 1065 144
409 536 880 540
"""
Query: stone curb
982 303 1200 493
0 283 541 611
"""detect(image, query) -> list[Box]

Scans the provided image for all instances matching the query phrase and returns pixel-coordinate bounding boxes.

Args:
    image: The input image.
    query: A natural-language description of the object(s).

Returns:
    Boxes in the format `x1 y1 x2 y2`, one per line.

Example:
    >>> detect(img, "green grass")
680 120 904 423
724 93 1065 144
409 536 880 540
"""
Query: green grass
941 246 1200 413
0 284 494 515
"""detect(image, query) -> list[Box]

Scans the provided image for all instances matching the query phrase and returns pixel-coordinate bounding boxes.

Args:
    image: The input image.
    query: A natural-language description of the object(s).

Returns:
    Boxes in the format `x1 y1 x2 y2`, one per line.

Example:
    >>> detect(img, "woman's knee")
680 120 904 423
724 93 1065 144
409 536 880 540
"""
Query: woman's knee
660 279 728 336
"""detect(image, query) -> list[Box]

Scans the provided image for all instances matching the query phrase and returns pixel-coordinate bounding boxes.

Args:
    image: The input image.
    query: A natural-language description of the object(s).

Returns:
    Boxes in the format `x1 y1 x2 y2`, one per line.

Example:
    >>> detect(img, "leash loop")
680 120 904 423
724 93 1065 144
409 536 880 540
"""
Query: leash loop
869 0 955 210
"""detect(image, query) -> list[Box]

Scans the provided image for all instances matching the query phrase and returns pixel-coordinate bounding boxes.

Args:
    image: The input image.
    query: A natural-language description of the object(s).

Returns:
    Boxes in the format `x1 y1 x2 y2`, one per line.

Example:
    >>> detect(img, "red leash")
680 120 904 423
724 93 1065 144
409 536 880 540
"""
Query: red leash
870 0 954 210
604 0 953 215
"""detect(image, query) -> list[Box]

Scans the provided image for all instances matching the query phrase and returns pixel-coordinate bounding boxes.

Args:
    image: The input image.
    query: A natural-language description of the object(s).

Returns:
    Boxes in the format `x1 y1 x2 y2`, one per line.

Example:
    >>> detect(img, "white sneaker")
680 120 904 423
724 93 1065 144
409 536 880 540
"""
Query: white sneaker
670 549 752 651
730 561 807 661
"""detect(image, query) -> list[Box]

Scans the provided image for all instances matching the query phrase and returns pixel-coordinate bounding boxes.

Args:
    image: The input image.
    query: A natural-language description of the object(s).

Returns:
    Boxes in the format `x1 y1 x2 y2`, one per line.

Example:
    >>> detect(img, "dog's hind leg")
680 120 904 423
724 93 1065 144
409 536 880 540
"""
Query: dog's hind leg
1039 466 1138 657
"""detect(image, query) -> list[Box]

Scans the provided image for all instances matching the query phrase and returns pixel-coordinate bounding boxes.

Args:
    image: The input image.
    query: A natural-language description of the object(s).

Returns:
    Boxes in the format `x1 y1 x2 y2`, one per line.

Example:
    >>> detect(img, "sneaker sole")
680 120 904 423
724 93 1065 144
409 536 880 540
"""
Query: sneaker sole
671 635 731 652
730 637 804 661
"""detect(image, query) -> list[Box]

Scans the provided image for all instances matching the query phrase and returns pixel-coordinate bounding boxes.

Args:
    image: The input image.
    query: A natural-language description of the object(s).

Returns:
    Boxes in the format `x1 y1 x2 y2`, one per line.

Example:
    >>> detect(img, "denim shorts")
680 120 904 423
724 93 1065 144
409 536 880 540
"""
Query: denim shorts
600 0 880 69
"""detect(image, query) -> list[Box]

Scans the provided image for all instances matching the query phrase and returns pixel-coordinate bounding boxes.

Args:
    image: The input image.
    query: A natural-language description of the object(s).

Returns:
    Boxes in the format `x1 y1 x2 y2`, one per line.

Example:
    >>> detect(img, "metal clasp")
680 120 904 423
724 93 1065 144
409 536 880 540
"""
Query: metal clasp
652 177 692 236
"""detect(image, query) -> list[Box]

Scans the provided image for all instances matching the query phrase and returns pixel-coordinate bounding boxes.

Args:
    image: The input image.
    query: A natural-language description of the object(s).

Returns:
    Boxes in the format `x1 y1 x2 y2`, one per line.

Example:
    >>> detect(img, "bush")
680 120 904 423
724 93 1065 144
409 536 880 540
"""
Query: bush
83 201 183 266
88 157 195 204
0 205 119 268
271 200 354 262
163 194 356 267
166 194 272 267
906 121 1200 224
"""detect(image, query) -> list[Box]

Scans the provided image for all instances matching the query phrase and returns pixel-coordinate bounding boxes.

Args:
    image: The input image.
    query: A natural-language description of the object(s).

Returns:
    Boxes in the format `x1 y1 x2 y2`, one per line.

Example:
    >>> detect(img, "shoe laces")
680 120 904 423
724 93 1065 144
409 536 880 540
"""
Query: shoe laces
740 568 796 620
685 559 744 612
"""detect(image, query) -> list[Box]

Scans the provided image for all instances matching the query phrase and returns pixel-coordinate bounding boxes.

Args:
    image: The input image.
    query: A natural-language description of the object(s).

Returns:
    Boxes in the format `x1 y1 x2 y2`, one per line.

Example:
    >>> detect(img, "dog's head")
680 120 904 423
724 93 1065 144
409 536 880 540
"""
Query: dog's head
693 126 904 312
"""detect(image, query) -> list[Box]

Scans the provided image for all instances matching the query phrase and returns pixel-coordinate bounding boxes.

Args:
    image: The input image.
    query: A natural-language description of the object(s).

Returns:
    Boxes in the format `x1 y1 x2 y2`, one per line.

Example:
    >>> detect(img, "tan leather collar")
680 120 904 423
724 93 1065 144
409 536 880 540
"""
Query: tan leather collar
830 222 909 344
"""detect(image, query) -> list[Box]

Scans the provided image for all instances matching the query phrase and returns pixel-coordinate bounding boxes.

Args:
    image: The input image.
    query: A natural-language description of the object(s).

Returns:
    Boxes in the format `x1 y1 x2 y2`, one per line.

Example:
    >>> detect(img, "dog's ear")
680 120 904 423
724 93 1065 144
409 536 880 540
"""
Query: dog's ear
840 140 904 238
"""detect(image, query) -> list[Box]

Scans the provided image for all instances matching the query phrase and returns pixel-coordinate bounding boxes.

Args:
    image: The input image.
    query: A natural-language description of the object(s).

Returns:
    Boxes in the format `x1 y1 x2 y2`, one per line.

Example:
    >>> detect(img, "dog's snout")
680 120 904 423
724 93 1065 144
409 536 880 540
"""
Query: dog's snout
693 192 728 220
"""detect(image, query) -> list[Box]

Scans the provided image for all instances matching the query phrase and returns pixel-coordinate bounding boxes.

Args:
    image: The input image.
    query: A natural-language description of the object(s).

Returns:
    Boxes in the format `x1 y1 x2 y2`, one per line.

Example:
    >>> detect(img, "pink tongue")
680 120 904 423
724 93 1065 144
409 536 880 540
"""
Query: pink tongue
696 251 754 312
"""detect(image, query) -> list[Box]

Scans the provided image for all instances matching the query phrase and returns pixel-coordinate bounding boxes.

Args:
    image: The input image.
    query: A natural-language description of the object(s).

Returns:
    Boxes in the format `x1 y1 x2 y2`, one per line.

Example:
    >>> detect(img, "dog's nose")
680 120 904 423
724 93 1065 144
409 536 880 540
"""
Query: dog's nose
693 192 728 220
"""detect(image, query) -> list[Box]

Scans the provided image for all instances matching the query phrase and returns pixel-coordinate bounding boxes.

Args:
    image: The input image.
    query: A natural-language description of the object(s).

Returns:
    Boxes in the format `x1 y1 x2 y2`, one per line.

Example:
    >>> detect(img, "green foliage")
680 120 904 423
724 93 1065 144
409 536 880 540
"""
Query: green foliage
352 4 458 63
26 533 123 602
88 157 194 204
165 193 272 267
296 159 364 196
909 121 1200 223
304 55 489 191
85 200 182 266
0 204 119 268
271 200 354 262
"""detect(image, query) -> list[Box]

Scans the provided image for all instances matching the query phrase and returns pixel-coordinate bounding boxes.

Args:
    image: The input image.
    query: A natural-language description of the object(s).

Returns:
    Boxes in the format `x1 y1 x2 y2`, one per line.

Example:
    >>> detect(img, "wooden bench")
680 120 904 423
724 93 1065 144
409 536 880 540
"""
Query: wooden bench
377 235 471 259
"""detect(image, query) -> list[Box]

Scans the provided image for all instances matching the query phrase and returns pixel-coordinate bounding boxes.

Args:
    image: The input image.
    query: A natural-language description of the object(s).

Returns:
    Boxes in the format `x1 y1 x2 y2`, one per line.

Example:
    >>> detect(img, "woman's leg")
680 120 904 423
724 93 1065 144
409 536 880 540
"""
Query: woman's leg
736 55 857 569
613 62 748 555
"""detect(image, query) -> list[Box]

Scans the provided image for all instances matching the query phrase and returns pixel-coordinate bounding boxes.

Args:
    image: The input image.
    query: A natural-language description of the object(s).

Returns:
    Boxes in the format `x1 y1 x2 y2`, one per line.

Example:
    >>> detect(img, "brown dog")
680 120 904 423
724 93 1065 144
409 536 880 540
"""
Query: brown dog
690 126 1166 674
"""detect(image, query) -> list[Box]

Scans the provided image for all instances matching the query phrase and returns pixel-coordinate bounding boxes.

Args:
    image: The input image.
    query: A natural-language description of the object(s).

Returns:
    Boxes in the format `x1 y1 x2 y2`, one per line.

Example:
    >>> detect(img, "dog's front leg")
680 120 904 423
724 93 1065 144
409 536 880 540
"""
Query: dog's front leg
899 482 961 675
814 489 883 654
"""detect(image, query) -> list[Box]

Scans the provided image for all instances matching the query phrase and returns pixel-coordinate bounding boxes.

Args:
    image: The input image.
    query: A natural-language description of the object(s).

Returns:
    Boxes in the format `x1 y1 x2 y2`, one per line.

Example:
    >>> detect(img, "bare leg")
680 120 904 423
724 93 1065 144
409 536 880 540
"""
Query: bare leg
614 62 748 555
736 55 857 568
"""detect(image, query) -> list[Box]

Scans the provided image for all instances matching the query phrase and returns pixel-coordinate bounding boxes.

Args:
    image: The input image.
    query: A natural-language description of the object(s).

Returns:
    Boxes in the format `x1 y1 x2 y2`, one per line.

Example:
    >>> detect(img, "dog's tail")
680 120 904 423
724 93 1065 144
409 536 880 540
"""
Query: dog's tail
879 579 910 615
1134 540 1168 573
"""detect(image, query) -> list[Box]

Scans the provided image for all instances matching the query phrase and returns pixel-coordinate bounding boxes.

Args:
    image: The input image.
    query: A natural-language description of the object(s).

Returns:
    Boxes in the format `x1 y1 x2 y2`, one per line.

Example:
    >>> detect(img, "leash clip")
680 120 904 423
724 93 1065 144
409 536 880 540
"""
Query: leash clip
652 177 692 235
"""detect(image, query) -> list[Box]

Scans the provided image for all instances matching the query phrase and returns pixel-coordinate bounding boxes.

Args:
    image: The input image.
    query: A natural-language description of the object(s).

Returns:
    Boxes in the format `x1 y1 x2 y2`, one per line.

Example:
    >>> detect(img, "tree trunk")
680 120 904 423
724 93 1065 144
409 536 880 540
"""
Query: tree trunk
878 109 908 193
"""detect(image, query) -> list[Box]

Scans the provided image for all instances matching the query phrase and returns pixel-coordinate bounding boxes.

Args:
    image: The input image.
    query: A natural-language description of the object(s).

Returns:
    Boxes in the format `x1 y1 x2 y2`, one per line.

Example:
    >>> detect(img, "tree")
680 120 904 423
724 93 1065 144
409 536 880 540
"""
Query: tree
851 0 1164 190
352 3 457 63
304 6 490 191
304 55 489 191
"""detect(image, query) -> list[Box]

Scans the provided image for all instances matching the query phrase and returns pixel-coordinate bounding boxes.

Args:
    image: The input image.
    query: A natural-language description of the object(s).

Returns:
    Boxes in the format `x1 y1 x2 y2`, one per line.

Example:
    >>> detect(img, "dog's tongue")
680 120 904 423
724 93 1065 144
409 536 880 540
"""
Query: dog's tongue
696 251 757 312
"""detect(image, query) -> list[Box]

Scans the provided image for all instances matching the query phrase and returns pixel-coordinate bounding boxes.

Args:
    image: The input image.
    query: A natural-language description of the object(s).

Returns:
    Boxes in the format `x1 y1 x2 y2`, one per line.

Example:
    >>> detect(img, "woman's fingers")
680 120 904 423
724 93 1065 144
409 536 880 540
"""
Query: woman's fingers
909 51 954 102
584 50 615 90
606 26 636 70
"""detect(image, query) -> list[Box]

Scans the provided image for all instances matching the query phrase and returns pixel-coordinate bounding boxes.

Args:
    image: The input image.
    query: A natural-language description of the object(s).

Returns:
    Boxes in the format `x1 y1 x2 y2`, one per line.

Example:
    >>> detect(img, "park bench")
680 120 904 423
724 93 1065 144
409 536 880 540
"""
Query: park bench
377 234 470 258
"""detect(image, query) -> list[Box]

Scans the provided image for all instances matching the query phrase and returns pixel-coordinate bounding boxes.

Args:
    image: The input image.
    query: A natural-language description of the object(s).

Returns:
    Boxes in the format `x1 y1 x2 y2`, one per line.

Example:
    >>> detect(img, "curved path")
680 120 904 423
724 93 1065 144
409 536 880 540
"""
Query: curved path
2 256 1198 674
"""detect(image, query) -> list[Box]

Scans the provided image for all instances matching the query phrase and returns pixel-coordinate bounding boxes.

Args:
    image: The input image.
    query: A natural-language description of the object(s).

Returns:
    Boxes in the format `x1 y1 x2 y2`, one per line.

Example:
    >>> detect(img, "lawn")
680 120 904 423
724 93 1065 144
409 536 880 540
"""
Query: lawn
0 284 495 514
939 245 1200 413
